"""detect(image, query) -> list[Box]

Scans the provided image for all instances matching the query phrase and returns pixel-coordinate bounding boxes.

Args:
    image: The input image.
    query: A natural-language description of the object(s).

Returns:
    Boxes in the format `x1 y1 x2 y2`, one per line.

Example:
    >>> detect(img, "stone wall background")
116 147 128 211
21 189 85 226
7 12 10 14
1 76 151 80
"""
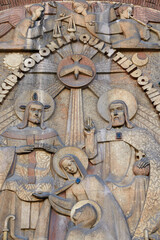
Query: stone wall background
0 0 160 11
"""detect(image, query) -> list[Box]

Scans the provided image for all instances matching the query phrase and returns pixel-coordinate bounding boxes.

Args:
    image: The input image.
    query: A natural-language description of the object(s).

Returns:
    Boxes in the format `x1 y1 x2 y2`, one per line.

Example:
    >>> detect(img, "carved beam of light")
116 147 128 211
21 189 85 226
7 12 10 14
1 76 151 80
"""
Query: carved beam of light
81 44 98 59
0 106 18 134
65 88 84 148
45 80 65 98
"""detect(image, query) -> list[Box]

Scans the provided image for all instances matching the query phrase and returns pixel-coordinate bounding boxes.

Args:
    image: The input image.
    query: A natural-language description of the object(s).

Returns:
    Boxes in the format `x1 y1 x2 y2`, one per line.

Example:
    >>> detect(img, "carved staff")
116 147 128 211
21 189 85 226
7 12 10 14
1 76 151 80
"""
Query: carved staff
144 229 149 240
3 215 15 240
55 15 71 22
130 16 160 39
3 215 27 240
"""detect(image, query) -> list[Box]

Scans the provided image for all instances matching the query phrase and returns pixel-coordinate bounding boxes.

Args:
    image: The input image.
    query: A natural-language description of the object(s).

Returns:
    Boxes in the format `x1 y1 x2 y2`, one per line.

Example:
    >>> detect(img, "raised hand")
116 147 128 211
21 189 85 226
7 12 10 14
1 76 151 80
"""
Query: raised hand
135 157 150 169
84 117 95 132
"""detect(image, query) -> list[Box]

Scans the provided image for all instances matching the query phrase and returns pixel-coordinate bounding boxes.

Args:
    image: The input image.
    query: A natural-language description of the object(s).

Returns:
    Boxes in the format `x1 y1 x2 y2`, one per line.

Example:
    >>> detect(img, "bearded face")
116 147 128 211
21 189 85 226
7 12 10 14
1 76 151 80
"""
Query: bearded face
109 102 125 127
28 103 43 124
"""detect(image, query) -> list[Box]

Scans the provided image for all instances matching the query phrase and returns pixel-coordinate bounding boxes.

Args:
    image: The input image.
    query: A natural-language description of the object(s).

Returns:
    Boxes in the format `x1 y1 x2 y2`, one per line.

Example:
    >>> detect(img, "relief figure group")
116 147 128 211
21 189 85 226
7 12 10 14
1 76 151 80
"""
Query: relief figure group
0 0 160 49
0 87 160 240
0 1 160 240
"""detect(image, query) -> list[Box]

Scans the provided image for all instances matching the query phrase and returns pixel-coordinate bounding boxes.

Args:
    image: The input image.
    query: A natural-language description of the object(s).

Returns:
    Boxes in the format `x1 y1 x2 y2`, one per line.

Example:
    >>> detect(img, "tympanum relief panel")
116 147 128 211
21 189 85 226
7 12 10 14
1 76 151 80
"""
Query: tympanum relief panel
0 1 160 240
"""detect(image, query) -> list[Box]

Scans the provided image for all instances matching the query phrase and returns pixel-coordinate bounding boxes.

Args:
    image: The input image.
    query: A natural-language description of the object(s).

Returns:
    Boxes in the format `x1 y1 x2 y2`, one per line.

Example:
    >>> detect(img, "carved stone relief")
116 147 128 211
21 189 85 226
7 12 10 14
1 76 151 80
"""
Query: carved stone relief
0 1 160 240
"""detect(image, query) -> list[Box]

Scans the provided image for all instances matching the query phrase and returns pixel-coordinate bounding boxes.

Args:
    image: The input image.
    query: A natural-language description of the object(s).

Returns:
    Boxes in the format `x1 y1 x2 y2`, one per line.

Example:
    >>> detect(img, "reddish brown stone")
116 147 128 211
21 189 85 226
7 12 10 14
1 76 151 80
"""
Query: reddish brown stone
137 53 147 60
0 0 160 11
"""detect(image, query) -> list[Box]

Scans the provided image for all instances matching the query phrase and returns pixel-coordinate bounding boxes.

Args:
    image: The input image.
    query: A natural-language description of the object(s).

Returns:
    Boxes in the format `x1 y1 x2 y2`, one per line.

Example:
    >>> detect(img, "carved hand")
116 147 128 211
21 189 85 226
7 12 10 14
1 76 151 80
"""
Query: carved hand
84 117 96 133
16 145 34 154
42 143 60 153
143 26 150 41
135 157 150 169
32 192 50 199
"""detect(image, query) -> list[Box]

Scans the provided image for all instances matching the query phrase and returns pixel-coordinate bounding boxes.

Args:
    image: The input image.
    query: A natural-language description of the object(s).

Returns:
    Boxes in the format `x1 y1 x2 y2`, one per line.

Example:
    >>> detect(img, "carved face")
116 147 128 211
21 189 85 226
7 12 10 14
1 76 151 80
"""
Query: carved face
73 208 86 227
121 7 132 19
109 102 125 127
61 157 78 174
73 2 87 14
30 6 44 21
35 7 44 20
73 204 97 228
28 103 43 124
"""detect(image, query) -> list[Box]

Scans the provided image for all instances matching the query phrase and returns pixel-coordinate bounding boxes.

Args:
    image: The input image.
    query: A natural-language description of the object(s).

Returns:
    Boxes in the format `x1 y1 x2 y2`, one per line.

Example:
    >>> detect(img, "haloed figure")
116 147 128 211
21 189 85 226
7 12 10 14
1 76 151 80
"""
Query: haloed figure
0 93 64 239
108 100 133 129
60 155 78 175
28 103 42 124
84 90 152 236
66 202 100 240
72 203 97 228
18 101 46 129
47 150 131 240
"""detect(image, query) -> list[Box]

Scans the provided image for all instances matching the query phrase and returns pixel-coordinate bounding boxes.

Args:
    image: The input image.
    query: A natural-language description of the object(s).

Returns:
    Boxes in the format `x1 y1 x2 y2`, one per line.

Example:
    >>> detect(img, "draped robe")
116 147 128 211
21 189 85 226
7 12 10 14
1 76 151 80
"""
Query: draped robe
0 126 63 240
85 127 160 237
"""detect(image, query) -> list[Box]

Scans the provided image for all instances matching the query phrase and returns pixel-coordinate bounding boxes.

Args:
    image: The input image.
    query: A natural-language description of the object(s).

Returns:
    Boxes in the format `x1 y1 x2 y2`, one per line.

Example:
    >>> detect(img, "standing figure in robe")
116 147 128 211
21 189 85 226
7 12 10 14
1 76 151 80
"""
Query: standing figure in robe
0 92 64 240
84 89 160 238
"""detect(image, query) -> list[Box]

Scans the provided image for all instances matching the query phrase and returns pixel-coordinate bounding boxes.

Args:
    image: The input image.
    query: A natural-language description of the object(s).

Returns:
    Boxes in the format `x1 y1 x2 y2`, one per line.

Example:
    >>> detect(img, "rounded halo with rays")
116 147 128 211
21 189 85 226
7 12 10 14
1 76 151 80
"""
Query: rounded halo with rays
44 34 112 98
57 54 96 88
14 89 55 121
97 88 138 122
71 200 102 227
3 53 24 70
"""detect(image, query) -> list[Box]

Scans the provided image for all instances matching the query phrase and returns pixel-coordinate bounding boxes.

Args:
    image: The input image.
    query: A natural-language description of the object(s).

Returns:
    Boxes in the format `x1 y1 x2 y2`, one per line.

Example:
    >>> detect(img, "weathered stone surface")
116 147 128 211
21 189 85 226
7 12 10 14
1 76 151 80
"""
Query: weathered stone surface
0 1 160 240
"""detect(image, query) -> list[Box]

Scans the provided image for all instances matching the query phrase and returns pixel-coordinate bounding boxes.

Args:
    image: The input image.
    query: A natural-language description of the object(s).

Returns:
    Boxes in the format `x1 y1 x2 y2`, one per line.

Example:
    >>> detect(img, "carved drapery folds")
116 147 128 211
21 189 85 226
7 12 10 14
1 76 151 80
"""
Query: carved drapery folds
0 1 160 240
